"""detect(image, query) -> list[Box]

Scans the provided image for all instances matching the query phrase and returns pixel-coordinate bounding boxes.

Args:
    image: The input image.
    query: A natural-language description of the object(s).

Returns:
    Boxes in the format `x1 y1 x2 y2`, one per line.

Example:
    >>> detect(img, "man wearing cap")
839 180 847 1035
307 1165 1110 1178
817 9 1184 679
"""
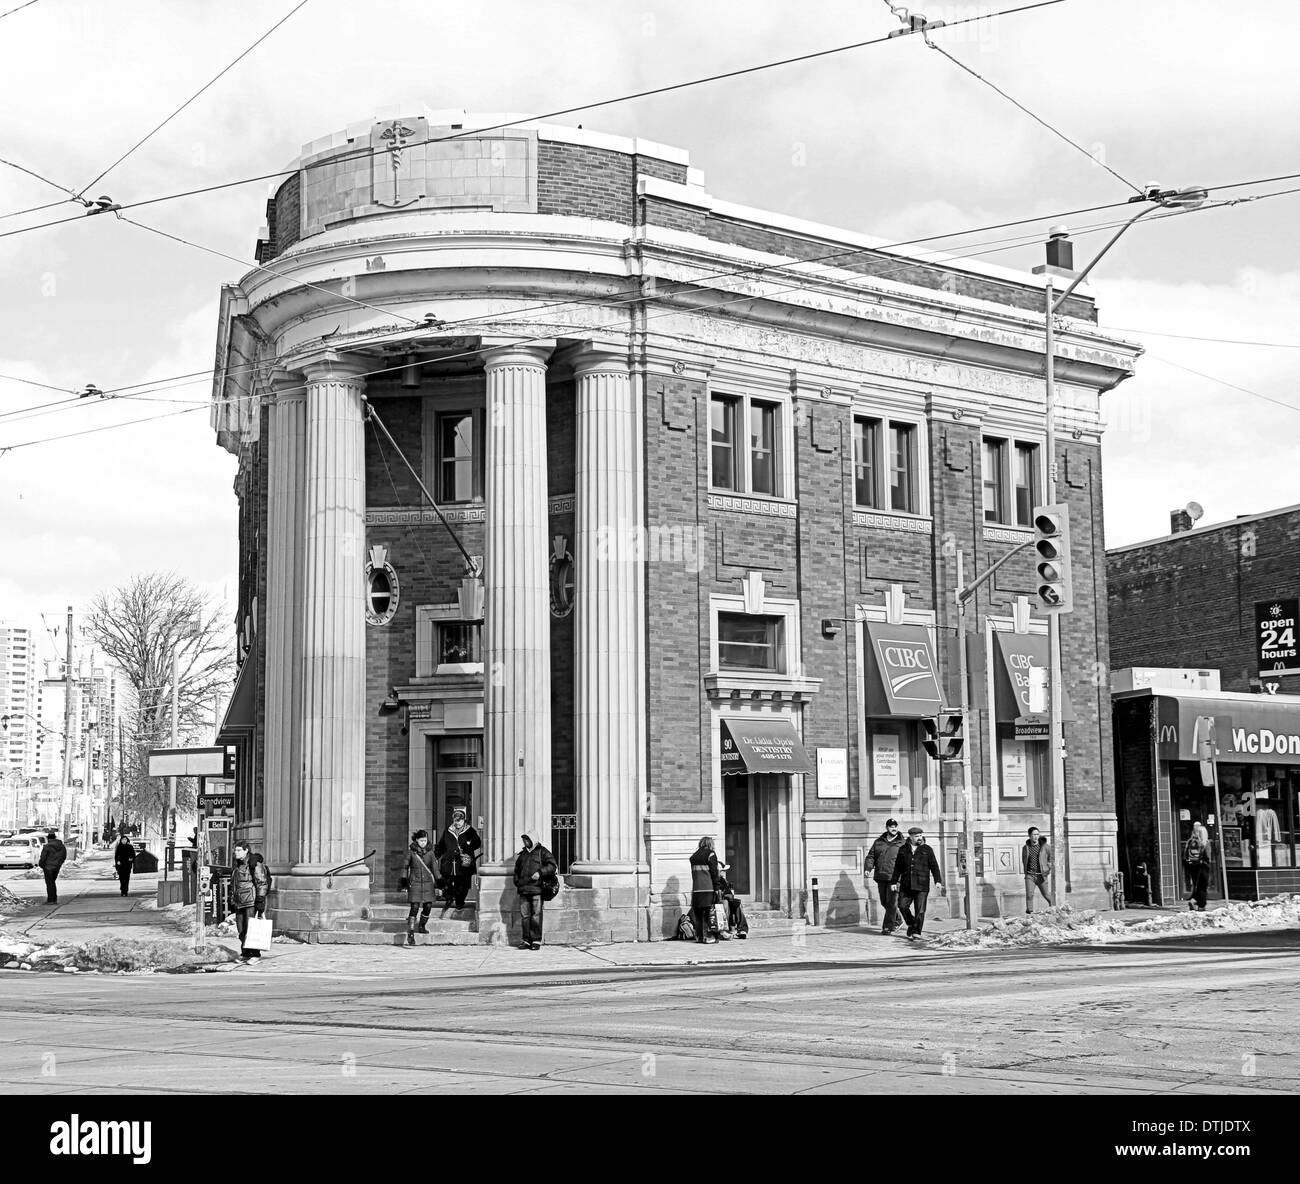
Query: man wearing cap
435 806 483 910
513 833 557 950
864 818 906 935
890 826 945 940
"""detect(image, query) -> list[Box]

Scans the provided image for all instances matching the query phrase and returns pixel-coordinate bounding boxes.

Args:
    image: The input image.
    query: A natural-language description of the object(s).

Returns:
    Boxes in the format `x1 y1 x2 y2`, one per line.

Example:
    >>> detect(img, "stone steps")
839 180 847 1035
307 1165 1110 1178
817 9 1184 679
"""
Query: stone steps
314 929 481 946
332 917 475 935
363 904 476 923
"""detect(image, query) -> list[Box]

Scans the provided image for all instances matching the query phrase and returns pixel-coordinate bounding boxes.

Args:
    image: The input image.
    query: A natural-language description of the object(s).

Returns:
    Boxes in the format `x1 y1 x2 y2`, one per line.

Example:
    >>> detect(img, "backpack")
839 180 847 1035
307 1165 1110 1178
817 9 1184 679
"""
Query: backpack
1184 835 1205 864
540 872 560 902
676 912 695 941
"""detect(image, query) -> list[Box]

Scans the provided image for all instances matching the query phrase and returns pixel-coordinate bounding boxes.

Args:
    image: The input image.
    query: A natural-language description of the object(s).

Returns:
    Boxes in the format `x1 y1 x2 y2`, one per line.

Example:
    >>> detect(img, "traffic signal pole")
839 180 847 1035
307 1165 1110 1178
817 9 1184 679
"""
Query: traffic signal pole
1044 279 1068 904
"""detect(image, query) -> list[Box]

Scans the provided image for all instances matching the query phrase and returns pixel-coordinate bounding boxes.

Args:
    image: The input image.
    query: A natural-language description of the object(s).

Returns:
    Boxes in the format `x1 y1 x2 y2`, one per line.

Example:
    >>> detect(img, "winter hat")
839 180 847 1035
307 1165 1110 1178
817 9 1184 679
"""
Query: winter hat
452 807 467 818
886 818 898 827
907 827 924 836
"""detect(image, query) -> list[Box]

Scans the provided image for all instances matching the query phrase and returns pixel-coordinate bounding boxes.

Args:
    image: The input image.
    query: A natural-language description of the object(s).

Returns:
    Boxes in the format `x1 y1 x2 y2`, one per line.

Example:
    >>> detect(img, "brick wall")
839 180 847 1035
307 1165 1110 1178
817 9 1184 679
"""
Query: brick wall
1107 507 1300 694
537 141 634 222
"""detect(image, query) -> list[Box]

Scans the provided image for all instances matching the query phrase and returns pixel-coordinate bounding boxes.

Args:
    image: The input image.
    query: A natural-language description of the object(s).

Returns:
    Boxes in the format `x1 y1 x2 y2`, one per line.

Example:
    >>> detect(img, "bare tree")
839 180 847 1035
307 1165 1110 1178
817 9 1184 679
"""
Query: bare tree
88 572 234 841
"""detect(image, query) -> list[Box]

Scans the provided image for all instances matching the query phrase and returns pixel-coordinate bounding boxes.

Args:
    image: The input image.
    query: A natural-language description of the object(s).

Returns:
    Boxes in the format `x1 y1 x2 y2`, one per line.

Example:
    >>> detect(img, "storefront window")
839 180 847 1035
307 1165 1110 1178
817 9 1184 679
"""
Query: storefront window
997 725 1046 807
866 719 924 809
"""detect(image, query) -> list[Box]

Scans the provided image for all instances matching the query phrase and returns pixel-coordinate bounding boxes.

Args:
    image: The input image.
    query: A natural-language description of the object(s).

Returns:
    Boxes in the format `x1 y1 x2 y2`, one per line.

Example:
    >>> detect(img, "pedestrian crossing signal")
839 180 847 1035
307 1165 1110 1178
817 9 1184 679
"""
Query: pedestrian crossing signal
1033 504 1073 614
922 712 964 761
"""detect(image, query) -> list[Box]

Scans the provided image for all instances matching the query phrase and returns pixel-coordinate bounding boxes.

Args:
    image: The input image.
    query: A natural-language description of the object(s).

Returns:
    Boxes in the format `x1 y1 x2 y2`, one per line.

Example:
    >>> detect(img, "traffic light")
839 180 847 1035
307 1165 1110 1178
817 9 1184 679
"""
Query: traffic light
1032 503 1073 614
922 713 964 760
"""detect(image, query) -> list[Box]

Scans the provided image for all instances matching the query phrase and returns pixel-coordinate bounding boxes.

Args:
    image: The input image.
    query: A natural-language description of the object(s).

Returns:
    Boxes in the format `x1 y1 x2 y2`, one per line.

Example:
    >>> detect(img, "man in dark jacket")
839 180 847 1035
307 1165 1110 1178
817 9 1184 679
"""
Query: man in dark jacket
890 826 945 940
37 831 67 904
864 818 905 934
513 833 557 950
688 836 721 945
113 833 136 897
1021 826 1054 914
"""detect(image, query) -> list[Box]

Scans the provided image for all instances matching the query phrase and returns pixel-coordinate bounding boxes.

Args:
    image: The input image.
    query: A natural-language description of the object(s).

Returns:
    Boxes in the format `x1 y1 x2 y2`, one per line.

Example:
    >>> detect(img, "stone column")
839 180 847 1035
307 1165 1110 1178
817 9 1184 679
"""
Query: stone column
263 370 306 872
570 350 642 877
482 344 554 870
272 353 370 934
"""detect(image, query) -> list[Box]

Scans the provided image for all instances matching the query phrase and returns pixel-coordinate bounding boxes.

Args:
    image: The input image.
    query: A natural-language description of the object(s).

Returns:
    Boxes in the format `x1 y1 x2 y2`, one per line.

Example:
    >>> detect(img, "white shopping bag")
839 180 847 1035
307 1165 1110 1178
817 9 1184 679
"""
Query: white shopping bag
245 916 273 951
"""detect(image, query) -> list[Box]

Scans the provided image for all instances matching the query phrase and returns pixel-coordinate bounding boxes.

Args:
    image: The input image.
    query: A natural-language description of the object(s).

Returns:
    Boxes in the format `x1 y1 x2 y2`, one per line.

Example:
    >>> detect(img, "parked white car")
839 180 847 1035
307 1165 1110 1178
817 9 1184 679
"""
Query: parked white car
0 834 45 868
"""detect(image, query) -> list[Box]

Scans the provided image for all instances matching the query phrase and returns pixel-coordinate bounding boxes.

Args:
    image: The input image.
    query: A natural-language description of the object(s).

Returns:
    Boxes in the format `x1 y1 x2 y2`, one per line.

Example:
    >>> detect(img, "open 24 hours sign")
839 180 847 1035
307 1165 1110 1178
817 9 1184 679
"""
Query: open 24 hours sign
1256 598 1300 678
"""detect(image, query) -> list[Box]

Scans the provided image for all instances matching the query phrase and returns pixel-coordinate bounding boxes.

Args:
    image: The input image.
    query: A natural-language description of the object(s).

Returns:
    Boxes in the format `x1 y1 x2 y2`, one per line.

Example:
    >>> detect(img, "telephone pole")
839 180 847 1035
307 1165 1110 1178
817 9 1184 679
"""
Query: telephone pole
59 605 74 837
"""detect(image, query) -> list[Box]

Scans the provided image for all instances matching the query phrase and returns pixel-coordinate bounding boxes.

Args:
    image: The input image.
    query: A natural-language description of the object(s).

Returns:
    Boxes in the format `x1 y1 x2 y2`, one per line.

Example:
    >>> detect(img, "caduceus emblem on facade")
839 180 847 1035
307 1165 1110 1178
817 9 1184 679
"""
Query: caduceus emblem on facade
377 120 418 208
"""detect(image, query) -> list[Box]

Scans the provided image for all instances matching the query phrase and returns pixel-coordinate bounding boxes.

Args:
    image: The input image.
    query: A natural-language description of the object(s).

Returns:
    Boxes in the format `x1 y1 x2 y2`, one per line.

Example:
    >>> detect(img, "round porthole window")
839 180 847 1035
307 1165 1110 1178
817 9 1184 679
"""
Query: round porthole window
364 545 400 626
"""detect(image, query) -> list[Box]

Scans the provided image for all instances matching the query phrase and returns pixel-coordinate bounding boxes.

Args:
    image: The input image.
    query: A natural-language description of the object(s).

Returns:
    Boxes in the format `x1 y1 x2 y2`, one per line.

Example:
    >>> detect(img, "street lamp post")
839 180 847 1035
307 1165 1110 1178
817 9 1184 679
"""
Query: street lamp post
1036 185 1206 904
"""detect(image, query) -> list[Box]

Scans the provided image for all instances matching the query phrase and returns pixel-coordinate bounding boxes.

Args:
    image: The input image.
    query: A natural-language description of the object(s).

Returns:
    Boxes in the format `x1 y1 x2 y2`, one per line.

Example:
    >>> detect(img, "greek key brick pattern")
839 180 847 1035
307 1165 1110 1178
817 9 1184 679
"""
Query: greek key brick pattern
707 493 797 519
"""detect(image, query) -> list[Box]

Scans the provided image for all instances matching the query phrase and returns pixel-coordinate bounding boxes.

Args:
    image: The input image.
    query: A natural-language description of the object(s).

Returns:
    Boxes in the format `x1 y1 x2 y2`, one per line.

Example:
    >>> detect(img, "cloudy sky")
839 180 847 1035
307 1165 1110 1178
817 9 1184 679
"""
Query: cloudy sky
2 0 1297 663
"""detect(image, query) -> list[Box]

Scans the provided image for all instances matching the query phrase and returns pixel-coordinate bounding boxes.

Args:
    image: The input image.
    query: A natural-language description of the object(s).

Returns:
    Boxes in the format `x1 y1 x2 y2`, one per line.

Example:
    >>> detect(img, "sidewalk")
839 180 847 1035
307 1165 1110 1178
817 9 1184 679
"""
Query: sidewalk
3 860 1290 979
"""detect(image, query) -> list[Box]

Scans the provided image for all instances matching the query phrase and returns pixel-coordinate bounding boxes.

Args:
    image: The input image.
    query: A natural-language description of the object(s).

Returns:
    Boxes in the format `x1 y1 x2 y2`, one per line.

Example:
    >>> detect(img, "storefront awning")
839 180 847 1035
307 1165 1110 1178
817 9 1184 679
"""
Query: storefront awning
1149 691 1300 763
863 622 943 717
216 659 256 744
721 718 814 776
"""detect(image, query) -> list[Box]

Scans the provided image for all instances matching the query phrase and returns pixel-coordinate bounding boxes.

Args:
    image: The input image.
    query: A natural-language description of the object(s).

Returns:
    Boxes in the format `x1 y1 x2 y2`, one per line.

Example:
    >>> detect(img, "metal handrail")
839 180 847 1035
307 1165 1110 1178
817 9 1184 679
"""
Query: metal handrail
324 849 375 888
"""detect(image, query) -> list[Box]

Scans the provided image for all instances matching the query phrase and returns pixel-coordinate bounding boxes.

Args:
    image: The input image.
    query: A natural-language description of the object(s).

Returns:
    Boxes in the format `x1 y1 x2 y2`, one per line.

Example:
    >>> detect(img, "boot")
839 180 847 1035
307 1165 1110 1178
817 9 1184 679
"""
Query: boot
416 915 429 934
406 918 416 946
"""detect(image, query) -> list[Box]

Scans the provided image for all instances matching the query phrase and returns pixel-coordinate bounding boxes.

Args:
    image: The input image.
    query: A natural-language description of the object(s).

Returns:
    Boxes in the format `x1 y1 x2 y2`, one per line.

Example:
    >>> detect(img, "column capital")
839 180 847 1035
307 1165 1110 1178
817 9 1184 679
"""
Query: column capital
300 351 371 386
266 368 307 400
481 339 555 370
569 342 631 379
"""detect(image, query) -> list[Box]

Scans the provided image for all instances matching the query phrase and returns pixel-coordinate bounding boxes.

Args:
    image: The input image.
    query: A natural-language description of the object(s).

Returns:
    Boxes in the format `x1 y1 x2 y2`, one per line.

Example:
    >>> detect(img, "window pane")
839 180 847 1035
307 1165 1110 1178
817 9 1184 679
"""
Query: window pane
890 424 915 513
711 397 737 491
866 721 919 810
983 439 1004 523
437 622 482 665
439 413 475 503
718 613 781 671
436 735 483 769
998 727 1045 806
1014 443 1036 526
750 403 776 495
854 418 878 507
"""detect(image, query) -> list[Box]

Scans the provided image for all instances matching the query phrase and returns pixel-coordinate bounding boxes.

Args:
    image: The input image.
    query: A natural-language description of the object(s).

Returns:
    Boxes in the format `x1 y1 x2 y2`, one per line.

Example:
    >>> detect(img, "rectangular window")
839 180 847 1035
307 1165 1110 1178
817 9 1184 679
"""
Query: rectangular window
749 402 777 495
998 726 1047 806
1013 443 1038 527
718 612 784 673
437 411 480 504
435 734 483 770
866 720 922 809
889 424 916 513
436 622 482 667
983 438 1005 523
710 396 740 491
853 418 879 508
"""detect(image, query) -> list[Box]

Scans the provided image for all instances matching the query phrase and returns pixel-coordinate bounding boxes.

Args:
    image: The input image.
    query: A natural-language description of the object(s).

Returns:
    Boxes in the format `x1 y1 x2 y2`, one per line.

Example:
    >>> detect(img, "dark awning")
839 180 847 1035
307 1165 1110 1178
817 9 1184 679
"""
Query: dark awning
1151 691 1300 764
216 659 255 744
721 718 814 776
993 632 1049 720
863 622 943 717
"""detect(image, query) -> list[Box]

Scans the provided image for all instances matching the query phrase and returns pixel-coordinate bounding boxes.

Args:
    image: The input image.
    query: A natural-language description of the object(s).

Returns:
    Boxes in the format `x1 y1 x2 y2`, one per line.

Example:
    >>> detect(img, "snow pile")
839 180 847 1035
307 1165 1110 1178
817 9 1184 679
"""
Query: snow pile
926 895 1300 951
0 930 73 968
0 884 31 913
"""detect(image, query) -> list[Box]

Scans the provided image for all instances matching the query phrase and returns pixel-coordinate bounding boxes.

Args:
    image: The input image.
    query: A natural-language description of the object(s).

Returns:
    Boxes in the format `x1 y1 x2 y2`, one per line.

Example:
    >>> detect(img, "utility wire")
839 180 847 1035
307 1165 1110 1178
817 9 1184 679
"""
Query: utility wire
1144 353 1300 415
0 157 89 207
2 183 1292 429
0 0 42 19
79 0 313 197
0 0 1063 228
919 29 1143 195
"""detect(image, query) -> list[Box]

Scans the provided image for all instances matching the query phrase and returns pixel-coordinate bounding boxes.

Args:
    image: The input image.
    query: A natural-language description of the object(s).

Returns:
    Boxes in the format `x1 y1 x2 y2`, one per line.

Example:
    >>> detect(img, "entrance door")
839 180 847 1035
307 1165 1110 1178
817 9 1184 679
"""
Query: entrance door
432 735 482 838
1170 762 1223 901
723 775 778 904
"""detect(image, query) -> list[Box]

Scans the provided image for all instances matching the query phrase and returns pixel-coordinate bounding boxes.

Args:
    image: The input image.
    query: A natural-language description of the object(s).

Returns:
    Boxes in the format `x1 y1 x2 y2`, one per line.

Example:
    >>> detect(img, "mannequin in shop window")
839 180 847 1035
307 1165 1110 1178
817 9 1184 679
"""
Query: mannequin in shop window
1255 795 1282 868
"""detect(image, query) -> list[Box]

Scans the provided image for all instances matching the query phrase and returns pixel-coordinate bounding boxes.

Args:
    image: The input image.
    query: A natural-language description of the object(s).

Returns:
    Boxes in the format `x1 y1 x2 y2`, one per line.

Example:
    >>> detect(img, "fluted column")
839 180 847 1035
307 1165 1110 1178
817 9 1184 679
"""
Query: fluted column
263 370 306 871
482 343 553 866
571 350 641 871
296 354 368 870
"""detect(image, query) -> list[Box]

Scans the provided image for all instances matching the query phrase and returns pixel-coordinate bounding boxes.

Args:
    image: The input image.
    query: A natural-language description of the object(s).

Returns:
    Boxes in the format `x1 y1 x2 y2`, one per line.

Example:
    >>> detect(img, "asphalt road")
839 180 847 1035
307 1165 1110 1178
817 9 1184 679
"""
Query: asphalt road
1 930 1296 1095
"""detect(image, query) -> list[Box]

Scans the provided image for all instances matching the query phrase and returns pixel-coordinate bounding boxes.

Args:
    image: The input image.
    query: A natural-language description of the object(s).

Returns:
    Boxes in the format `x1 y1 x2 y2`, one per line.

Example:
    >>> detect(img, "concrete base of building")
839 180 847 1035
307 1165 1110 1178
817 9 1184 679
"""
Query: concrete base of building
268 871 371 938
475 869 650 945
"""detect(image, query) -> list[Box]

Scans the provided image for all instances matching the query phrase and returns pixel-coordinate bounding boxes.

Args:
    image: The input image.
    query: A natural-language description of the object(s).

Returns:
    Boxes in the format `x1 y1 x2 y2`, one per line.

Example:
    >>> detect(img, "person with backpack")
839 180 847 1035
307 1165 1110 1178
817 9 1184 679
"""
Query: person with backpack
513 833 557 949
864 818 906 934
249 852 272 919
230 843 270 961
1184 821 1211 912
688 836 721 946
113 832 136 897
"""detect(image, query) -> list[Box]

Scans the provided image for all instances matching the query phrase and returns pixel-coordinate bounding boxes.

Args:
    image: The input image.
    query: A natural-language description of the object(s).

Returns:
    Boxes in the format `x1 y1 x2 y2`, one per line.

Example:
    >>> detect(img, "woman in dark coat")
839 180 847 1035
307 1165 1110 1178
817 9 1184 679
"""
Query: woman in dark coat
405 830 439 945
688 836 721 945
434 806 482 910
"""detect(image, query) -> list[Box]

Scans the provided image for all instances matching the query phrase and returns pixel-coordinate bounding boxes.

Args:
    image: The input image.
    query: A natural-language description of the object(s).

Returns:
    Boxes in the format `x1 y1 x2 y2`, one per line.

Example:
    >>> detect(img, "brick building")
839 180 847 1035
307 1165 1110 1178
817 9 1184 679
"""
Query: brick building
1108 506 1300 905
211 109 1140 942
